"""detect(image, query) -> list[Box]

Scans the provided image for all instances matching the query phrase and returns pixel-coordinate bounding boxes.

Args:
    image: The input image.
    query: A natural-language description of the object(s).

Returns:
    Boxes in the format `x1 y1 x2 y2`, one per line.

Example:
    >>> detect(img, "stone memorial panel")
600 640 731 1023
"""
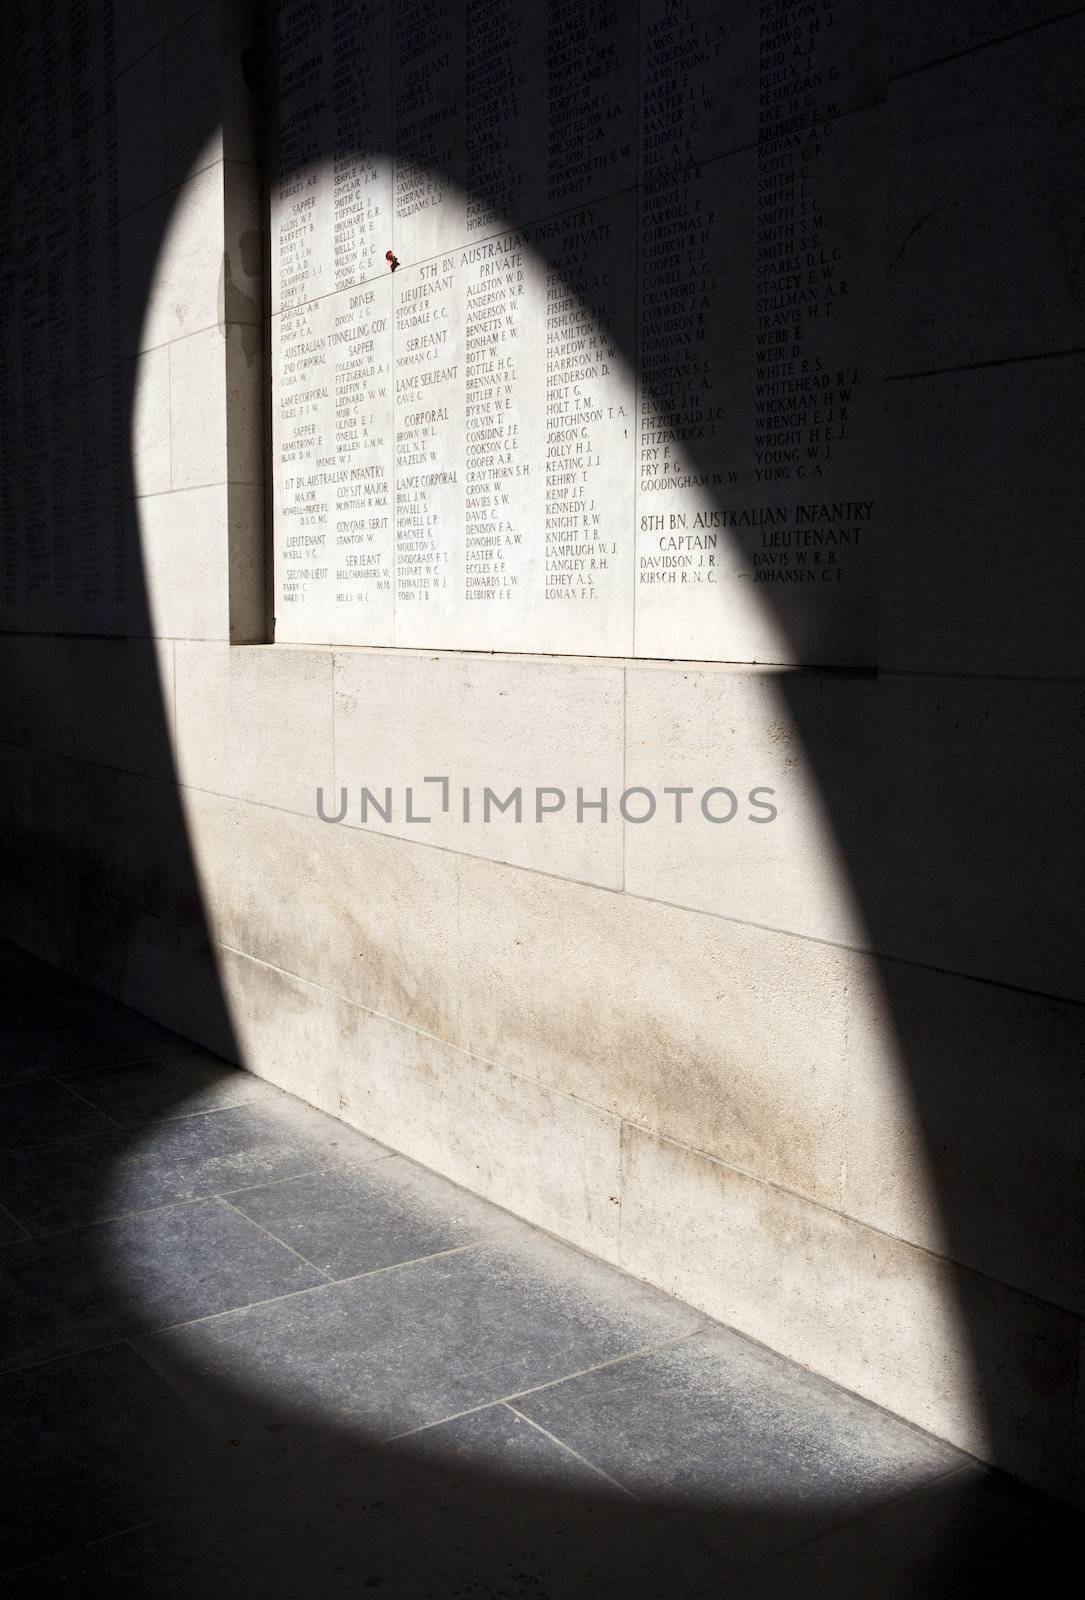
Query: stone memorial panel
0 0 125 637
271 0 886 666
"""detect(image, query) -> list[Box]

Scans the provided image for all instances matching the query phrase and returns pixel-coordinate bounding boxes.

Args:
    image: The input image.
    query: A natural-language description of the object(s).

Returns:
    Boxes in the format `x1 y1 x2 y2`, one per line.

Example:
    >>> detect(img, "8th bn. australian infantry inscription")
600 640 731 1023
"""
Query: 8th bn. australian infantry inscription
271 0 883 666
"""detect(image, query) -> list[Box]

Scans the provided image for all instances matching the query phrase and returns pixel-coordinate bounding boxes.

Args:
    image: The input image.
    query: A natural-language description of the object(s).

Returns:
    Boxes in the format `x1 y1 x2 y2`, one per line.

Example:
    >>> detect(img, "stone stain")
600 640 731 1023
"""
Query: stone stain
219 231 261 330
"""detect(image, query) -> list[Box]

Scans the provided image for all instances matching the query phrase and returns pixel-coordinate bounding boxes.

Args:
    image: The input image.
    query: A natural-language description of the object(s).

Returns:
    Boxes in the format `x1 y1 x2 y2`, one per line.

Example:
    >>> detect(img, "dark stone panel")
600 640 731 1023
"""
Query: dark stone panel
0 1078 115 1150
0 1342 247 1573
7 1404 726 1597
697 1464 1082 1598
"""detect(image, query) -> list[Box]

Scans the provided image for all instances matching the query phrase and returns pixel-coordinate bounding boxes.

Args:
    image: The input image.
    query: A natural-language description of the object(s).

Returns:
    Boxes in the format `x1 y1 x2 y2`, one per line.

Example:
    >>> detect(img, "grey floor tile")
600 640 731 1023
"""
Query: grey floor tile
0 1128 128 1231
0 1078 116 1150
0 1343 247 1574
0 1197 325 1372
0 997 188 1086
132 1233 706 1475
703 1464 1082 1598
0 1203 27 1245
0 1100 386 1234
227 1154 517 1279
0 958 191 1088
10 1404 728 1598
226 1083 391 1172
0 945 82 994
514 1325 966 1571
60 1051 281 1127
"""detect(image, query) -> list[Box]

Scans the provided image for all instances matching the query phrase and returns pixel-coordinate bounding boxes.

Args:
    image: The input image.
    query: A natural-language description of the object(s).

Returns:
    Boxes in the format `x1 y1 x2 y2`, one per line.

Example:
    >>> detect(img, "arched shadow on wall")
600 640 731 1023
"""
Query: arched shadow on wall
2 2 1081 1592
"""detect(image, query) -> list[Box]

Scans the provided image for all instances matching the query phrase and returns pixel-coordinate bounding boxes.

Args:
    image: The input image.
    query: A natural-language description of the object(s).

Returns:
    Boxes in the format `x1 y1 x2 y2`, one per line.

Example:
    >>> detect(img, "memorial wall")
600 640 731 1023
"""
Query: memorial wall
270 0 881 664
0 0 127 638
1 0 1083 1501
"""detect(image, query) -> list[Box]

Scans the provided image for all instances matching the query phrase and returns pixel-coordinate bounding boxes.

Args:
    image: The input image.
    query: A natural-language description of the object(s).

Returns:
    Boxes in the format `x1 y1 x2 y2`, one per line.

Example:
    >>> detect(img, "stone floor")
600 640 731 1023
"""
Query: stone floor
0 942 1074 1596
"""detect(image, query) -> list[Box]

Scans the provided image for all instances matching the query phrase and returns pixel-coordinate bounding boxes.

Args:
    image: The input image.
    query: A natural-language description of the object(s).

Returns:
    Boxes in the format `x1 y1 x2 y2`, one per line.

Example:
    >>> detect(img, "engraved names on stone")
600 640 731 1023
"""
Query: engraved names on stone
393 253 461 638
0 0 123 635
546 3 636 208
273 0 395 641
633 0 883 663
540 199 635 654
388 202 635 655
272 0 883 665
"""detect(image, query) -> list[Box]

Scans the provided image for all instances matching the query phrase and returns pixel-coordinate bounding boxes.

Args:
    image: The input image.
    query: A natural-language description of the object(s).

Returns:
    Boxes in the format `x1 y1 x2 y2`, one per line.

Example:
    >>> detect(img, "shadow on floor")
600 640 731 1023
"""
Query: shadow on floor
0 941 1077 1597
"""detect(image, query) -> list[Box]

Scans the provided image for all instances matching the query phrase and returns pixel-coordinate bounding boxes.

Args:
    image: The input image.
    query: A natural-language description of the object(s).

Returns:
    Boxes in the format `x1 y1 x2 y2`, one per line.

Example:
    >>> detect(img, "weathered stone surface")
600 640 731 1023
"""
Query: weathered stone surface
173 642 334 810
454 854 850 1207
333 648 625 885
619 1123 1080 1495
337 1001 623 1259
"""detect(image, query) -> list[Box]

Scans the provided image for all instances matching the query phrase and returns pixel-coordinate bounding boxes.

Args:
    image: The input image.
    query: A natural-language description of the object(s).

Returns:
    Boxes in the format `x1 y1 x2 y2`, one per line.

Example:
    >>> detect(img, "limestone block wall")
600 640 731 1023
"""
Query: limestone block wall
1 1 1083 1502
